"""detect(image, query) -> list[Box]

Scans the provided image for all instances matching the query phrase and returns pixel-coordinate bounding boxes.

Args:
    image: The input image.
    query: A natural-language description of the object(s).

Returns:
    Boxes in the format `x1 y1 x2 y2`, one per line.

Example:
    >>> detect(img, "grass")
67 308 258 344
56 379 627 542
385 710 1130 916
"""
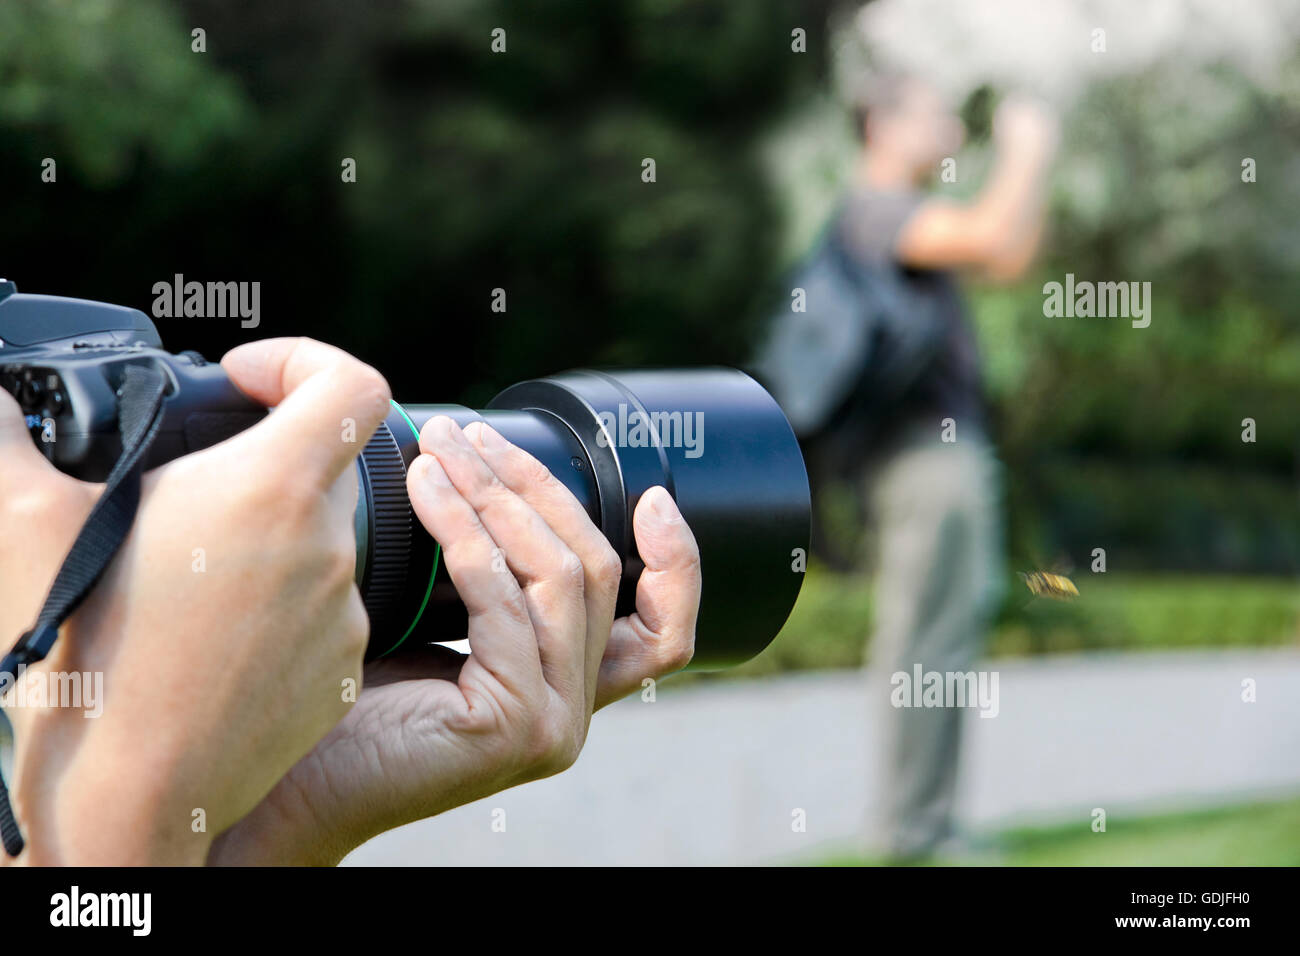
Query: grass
819 796 1300 866
692 565 1300 682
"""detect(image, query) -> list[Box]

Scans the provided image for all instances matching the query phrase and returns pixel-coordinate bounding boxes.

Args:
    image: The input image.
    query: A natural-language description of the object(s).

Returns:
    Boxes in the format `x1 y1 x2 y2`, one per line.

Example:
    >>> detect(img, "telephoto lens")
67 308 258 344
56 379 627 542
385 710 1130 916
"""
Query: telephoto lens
358 369 810 669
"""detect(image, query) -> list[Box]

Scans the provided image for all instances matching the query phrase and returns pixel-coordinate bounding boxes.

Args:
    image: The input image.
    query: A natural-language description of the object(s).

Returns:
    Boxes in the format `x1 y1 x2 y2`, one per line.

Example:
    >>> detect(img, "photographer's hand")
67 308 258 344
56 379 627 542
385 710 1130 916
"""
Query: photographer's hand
0 338 390 865
207 419 700 865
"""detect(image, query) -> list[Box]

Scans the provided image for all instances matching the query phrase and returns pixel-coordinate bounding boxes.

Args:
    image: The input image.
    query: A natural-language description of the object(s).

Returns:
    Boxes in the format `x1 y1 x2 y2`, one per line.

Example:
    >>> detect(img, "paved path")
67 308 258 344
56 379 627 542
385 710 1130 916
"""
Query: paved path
343 649 1300 866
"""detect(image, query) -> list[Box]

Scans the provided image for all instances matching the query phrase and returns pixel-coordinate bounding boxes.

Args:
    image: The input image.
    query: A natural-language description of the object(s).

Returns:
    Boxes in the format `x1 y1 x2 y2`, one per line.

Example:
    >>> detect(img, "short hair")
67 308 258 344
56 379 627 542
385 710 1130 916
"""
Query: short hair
850 71 918 142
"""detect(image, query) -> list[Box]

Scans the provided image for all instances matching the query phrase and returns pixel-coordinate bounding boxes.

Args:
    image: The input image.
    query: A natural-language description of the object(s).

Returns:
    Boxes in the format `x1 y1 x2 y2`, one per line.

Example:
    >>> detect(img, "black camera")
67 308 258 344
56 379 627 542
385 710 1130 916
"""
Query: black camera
0 281 810 668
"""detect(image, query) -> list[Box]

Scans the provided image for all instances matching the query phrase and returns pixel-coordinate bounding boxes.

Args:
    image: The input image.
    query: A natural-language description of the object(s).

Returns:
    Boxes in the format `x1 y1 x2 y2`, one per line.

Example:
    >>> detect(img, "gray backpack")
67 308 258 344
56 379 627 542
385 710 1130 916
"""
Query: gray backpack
752 212 942 438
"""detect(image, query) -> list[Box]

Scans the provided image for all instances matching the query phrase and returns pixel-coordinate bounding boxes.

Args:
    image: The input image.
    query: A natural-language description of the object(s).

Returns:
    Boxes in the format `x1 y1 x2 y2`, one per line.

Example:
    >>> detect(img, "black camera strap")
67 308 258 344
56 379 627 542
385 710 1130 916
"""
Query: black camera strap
0 363 169 857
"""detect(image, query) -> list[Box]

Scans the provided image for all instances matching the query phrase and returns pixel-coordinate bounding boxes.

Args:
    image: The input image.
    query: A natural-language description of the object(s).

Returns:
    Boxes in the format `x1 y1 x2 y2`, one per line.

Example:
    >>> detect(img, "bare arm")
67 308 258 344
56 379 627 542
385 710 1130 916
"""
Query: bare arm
895 95 1060 281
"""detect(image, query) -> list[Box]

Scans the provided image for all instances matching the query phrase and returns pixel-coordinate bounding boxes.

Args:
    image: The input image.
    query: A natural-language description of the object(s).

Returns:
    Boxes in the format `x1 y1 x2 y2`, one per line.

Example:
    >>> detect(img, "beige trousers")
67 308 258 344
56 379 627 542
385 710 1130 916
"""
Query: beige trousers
862 428 1003 858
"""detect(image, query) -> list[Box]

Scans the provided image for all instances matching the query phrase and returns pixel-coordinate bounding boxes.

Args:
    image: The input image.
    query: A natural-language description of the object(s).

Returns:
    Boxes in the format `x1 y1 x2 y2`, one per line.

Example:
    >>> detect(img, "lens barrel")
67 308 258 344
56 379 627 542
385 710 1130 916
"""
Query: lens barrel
356 369 810 670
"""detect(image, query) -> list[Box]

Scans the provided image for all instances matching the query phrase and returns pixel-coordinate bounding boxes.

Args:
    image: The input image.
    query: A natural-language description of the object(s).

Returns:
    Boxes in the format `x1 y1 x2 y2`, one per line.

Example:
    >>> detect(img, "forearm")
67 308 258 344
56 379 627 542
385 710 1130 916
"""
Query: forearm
971 144 1054 269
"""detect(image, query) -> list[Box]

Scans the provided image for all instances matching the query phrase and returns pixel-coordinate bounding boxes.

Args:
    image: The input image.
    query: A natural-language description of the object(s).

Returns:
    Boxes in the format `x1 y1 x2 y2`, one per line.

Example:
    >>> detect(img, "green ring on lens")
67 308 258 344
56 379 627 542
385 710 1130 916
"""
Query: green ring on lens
375 399 440 658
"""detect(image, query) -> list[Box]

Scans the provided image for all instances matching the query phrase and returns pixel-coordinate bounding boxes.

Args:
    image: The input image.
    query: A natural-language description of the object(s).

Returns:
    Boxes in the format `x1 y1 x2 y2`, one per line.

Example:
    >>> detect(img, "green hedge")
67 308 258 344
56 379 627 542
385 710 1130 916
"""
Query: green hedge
695 565 1300 681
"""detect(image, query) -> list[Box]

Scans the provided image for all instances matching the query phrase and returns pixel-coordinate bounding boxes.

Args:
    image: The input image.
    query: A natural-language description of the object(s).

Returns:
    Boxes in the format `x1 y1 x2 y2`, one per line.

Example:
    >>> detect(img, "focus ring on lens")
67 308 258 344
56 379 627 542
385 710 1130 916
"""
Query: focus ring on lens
359 421 411 640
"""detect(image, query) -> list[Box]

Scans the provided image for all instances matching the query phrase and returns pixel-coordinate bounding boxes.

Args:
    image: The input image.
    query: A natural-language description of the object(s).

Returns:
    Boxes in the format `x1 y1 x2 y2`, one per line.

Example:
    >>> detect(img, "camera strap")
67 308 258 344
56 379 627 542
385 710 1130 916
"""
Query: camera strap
0 363 169 857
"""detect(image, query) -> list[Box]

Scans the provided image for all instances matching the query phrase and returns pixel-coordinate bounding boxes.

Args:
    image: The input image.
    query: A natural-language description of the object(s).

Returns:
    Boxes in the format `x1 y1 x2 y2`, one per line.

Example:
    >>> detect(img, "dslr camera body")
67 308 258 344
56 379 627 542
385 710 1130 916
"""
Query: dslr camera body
0 279 264 481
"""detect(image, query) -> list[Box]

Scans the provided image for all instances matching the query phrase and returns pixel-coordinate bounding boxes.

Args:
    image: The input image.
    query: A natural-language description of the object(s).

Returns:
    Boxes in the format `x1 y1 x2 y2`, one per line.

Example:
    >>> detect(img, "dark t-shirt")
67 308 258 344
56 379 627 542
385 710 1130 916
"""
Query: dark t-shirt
838 188 986 442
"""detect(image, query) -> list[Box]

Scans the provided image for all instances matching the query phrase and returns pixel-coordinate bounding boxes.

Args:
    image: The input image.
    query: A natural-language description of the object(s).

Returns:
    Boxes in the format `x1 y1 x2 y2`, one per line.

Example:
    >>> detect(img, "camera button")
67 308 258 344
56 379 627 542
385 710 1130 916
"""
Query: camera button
19 377 43 410
45 388 66 417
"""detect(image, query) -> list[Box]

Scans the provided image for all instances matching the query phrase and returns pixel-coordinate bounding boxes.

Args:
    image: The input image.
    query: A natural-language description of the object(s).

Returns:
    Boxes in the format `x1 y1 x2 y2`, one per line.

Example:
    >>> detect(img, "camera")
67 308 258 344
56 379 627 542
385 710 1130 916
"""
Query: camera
0 280 810 668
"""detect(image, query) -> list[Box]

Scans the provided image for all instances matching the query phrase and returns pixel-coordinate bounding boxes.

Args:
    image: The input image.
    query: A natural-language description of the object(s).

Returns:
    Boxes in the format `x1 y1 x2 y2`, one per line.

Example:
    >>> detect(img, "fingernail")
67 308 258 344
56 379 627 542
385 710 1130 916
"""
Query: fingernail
444 419 473 449
419 454 451 488
430 415 464 444
648 487 681 523
426 415 454 444
474 423 505 451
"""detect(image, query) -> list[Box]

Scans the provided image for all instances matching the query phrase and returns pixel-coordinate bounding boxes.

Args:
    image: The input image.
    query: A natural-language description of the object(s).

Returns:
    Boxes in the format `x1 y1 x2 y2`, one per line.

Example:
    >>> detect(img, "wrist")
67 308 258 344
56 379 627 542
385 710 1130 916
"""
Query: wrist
205 776 352 867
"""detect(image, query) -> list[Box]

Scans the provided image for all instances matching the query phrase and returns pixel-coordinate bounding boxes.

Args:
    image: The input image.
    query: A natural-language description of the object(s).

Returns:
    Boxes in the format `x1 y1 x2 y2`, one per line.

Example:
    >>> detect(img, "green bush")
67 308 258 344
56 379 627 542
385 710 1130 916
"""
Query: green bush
685 564 1300 682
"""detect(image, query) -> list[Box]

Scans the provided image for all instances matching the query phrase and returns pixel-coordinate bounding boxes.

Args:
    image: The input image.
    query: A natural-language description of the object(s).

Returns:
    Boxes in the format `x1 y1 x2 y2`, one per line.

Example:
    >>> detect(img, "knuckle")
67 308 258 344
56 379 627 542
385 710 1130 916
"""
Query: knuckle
520 453 553 488
556 548 586 590
550 739 581 774
491 586 533 631
681 544 703 582
271 479 323 523
341 595 370 658
528 715 581 776
478 471 513 507
659 632 696 673
10 471 93 526
330 535 359 584
235 470 286 514
590 545 622 595
6 486 63 524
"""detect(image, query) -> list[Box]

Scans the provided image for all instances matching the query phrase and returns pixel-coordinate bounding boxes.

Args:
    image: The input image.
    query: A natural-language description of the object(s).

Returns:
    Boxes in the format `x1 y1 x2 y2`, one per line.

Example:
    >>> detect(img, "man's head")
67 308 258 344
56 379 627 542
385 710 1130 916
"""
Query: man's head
852 72 964 181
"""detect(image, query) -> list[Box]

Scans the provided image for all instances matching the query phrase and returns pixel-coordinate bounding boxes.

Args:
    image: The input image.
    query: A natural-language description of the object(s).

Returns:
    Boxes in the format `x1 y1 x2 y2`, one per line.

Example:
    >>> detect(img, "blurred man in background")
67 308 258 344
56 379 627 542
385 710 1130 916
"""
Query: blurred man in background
842 73 1059 860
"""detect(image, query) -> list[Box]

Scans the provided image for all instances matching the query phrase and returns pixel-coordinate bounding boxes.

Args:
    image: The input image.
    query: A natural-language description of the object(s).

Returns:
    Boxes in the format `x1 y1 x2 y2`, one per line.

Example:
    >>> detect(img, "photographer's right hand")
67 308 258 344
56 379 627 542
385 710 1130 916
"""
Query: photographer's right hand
0 338 389 865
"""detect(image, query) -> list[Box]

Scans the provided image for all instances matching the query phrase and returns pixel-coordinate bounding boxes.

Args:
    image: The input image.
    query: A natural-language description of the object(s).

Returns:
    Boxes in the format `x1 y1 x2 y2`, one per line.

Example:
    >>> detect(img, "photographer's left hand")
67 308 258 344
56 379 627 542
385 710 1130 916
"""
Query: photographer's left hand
207 418 700 865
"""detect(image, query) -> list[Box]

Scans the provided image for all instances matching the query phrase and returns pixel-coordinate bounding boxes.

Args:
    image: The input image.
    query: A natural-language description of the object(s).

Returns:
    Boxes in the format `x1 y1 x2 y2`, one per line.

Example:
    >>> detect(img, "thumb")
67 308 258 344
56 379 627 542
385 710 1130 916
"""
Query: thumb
628 486 701 638
220 337 391 493
594 486 700 708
